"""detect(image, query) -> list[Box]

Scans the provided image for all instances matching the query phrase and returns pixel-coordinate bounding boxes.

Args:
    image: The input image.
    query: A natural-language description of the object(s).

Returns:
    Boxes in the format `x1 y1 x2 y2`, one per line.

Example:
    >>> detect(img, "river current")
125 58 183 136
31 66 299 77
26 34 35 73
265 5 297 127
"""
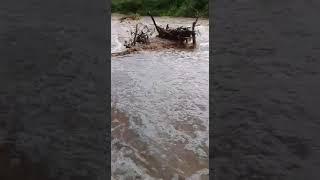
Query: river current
111 14 209 180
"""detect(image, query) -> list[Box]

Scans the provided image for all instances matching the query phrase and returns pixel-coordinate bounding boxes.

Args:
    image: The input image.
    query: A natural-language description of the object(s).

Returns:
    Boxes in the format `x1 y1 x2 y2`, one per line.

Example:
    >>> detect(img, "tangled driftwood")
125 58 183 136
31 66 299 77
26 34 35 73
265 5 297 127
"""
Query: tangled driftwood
124 23 155 48
112 13 199 57
148 12 198 45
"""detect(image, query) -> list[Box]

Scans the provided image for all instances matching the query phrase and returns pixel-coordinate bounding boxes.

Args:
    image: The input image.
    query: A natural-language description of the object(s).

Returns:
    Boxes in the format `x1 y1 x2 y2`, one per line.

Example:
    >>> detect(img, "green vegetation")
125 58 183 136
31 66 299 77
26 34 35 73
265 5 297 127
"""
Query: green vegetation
112 0 208 18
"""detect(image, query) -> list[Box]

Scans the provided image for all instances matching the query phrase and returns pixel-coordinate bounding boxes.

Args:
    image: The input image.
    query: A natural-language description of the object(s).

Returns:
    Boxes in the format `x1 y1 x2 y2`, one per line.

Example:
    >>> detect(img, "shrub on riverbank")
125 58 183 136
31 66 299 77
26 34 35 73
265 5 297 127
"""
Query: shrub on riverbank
111 0 208 17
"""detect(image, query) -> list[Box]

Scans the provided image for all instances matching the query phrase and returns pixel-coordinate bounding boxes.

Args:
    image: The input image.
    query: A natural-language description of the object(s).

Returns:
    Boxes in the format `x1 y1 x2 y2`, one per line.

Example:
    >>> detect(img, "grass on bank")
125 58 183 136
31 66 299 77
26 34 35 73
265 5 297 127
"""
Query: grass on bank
111 0 208 18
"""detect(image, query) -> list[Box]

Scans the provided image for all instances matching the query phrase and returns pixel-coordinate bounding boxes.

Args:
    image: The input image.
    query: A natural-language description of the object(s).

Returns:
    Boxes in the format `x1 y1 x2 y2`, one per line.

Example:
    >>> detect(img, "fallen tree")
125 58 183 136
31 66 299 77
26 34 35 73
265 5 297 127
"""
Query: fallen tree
112 14 199 57
148 12 198 45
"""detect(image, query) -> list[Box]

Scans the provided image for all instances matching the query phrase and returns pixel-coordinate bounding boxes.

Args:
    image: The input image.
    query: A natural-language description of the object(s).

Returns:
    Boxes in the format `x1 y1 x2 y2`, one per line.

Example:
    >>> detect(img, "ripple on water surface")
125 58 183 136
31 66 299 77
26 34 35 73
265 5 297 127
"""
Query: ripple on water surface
111 15 209 179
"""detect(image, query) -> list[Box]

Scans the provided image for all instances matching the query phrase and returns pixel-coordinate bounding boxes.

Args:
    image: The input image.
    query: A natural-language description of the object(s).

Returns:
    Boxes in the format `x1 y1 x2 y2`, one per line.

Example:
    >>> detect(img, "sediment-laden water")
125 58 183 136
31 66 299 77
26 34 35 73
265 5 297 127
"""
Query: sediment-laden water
111 14 209 180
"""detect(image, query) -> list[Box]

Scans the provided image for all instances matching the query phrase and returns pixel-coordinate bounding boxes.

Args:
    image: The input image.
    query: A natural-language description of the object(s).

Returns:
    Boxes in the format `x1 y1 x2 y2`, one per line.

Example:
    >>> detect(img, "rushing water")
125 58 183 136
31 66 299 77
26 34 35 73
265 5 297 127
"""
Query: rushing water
111 14 209 180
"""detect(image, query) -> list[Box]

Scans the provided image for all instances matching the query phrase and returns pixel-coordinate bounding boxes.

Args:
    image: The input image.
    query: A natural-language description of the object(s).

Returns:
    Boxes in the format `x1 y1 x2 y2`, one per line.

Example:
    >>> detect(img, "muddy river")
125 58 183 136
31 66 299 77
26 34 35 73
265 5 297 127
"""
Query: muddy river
111 14 209 180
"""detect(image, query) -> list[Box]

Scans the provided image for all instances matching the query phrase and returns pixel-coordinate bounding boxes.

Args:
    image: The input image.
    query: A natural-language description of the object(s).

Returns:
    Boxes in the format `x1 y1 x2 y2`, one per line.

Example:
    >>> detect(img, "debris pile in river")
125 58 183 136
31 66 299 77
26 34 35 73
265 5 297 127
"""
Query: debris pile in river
148 12 198 45
124 23 154 48
112 13 199 57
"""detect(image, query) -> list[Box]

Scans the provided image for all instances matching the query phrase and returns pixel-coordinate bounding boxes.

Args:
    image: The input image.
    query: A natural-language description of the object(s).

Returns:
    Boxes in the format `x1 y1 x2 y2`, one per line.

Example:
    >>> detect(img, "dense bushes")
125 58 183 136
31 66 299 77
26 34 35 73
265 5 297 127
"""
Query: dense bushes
111 0 208 17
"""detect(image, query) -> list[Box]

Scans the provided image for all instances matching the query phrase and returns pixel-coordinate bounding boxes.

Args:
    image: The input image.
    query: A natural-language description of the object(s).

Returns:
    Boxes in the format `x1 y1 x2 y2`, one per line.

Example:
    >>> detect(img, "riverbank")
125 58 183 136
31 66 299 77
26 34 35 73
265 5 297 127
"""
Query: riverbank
111 0 208 17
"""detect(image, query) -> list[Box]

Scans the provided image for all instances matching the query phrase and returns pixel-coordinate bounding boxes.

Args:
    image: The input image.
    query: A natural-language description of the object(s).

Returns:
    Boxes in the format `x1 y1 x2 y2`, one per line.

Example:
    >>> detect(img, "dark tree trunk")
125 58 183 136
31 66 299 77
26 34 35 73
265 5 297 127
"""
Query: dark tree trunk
148 12 198 45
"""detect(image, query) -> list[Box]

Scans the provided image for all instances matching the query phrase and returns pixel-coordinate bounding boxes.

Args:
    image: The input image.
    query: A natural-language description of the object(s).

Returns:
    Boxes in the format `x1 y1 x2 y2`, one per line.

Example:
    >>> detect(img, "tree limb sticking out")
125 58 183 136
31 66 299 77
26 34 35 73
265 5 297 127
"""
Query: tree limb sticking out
148 12 198 45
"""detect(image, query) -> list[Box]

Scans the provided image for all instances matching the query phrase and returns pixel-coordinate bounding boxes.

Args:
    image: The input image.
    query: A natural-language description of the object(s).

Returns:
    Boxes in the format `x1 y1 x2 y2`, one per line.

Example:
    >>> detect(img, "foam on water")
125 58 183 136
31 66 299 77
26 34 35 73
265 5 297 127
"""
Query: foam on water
111 15 209 179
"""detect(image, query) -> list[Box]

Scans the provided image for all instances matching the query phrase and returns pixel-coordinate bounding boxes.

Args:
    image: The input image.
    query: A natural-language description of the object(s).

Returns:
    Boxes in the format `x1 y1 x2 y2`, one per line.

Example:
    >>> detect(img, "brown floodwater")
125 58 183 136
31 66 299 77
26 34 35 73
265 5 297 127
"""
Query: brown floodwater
111 14 209 180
